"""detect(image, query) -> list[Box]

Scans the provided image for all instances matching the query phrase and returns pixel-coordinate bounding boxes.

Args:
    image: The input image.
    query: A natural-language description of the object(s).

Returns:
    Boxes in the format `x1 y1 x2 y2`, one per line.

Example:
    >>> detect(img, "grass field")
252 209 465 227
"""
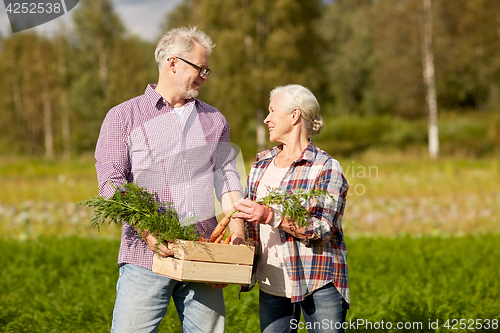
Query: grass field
1 151 498 239
1 152 499 332
1 236 499 332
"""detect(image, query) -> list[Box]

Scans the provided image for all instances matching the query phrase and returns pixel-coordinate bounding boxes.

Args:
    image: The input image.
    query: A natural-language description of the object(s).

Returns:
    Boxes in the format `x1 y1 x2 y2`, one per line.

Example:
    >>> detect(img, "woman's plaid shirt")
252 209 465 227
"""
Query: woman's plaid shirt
242 142 350 305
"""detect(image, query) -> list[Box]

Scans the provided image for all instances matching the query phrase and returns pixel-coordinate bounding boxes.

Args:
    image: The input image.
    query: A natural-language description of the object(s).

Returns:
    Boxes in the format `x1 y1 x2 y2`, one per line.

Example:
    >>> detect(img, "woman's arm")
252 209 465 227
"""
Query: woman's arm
299 159 349 244
233 158 349 244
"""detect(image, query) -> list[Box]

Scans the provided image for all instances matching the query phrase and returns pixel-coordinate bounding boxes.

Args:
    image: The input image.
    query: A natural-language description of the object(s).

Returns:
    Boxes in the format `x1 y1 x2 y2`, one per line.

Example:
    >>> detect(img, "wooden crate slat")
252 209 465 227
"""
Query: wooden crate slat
152 255 253 284
169 240 255 265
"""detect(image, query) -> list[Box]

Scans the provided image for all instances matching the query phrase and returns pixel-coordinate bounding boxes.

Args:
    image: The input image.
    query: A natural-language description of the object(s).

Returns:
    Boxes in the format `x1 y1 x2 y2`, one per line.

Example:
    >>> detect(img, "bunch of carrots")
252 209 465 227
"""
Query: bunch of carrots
207 186 334 243
205 214 234 244
77 182 236 248
78 182 333 248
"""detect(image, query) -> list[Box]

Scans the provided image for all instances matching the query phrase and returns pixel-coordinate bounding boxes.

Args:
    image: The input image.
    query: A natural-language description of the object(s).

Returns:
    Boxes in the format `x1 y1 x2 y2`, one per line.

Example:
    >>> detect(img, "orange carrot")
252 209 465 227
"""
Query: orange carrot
214 230 225 243
208 216 231 242
223 232 234 244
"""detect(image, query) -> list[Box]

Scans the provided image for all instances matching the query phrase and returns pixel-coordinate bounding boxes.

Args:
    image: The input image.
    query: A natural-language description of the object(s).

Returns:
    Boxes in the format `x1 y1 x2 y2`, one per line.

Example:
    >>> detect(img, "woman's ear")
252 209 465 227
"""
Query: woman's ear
291 107 301 125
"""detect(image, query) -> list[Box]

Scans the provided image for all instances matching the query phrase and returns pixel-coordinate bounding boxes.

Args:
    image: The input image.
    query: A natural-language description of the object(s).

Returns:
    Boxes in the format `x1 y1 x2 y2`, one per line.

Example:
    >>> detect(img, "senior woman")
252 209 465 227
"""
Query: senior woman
233 84 349 333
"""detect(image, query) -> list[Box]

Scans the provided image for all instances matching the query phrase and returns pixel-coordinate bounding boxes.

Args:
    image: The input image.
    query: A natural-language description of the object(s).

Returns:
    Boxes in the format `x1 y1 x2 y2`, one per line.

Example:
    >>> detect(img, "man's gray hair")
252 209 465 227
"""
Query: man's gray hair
270 84 324 136
155 26 215 70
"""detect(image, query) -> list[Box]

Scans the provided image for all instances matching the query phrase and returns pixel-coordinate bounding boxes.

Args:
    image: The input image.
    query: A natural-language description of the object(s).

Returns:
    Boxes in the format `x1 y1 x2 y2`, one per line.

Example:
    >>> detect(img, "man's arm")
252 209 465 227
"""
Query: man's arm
221 190 245 245
95 108 131 198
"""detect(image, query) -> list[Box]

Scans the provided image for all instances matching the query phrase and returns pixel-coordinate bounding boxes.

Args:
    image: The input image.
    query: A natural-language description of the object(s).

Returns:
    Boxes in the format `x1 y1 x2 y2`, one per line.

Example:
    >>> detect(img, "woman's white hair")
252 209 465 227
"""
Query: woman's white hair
155 26 215 70
270 84 324 136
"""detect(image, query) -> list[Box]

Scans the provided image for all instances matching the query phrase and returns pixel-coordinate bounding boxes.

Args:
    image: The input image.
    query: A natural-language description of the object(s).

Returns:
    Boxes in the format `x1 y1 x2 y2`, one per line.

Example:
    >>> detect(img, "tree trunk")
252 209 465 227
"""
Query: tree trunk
496 2 500 45
40 76 54 159
37 39 54 159
98 37 108 98
60 83 71 159
58 35 71 159
256 108 266 152
10 54 26 153
421 0 439 159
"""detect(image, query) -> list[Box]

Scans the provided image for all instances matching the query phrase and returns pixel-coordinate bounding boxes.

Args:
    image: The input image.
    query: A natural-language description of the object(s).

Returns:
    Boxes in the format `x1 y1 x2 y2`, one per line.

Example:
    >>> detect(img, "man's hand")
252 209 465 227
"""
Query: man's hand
206 283 228 289
221 191 246 244
227 225 245 245
141 230 175 257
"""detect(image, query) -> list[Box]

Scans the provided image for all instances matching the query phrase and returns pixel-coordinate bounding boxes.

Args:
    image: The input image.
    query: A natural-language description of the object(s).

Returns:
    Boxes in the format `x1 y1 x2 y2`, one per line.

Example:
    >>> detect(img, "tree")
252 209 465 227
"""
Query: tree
36 37 57 158
0 33 51 155
72 0 124 98
164 0 325 156
55 31 72 159
70 0 129 153
316 0 375 116
421 0 439 159
434 0 500 112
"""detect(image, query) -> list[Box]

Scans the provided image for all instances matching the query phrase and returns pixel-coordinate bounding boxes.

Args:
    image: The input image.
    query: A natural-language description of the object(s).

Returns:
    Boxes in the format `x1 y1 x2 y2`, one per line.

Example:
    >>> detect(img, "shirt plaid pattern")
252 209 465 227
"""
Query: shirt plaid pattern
95 84 242 270
242 142 350 304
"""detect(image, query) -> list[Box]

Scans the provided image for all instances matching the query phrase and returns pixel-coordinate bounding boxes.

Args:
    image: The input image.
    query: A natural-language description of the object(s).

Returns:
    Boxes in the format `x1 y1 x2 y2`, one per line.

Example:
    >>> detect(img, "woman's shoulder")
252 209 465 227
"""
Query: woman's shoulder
309 144 344 172
254 145 282 163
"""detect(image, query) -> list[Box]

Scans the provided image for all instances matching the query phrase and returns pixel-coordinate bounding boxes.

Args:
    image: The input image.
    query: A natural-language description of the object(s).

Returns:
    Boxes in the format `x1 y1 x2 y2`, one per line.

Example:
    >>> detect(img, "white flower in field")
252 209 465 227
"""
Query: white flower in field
480 209 491 217
22 200 34 209
18 233 28 241
15 211 30 224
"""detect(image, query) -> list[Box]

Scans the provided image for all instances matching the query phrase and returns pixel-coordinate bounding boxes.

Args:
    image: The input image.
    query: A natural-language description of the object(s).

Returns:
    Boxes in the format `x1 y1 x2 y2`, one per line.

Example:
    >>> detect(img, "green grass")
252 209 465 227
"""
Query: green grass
1 154 500 331
0 237 258 332
0 237 118 332
347 235 500 332
1 236 499 332
0 156 98 205
336 151 500 237
1 153 499 239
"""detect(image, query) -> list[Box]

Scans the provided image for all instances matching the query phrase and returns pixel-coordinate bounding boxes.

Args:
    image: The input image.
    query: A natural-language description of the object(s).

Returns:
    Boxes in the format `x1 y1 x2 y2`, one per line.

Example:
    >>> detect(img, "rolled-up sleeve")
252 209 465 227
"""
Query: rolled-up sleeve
303 159 349 244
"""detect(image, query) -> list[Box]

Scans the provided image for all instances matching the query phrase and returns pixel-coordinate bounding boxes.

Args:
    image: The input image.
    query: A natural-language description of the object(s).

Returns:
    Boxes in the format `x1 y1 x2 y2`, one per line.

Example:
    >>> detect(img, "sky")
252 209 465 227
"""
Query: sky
0 0 183 41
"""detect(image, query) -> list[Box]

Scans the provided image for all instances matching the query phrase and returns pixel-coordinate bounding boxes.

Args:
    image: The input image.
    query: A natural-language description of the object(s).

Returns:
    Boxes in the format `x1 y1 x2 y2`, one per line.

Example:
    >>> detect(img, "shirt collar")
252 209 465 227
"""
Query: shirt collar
144 83 197 110
145 84 164 106
255 139 316 164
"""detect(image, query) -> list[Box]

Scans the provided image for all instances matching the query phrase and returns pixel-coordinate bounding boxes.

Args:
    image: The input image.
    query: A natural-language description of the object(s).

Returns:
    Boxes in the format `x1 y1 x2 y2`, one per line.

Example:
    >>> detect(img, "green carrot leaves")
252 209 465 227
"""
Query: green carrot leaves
76 182 201 246
256 187 334 227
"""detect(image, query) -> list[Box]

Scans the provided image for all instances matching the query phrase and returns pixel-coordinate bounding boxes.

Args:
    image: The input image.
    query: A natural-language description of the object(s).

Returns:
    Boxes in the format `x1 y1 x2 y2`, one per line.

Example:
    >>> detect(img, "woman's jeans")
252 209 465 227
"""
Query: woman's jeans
259 283 349 333
110 263 225 333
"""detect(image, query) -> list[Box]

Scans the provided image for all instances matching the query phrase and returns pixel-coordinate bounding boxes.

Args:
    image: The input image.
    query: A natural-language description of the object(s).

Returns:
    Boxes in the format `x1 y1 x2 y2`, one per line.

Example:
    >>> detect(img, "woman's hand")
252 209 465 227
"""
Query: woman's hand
232 199 274 225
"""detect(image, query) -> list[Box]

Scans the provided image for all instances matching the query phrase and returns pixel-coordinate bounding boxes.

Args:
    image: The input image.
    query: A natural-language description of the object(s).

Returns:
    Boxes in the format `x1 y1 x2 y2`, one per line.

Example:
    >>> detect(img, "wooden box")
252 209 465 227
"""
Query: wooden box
152 240 255 285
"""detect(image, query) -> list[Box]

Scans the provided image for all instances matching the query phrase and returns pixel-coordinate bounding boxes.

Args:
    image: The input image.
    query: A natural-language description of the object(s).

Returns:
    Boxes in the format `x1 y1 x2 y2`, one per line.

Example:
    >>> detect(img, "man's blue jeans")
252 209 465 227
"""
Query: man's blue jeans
110 264 225 332
259 283 348 333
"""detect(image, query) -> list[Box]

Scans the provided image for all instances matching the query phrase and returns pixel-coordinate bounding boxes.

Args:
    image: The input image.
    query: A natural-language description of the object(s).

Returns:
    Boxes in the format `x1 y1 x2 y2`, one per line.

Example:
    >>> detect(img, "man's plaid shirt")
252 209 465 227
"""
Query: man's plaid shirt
241 141 350 305
95 84 241 271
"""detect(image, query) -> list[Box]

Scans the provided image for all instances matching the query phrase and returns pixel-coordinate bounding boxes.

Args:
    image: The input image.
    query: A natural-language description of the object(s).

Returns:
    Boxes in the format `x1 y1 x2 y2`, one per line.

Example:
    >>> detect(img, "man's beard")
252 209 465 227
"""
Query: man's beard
178 80 199 100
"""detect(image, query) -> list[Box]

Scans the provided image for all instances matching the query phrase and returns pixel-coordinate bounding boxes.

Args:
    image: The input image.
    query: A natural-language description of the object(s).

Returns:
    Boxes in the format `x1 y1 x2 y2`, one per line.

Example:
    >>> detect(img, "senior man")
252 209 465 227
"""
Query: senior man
95 26 244 332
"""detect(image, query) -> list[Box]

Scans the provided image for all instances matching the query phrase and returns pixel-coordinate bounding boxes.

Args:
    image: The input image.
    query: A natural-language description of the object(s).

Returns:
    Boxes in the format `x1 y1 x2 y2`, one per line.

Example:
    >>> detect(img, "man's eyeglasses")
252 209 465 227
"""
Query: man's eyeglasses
176 57 211 78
